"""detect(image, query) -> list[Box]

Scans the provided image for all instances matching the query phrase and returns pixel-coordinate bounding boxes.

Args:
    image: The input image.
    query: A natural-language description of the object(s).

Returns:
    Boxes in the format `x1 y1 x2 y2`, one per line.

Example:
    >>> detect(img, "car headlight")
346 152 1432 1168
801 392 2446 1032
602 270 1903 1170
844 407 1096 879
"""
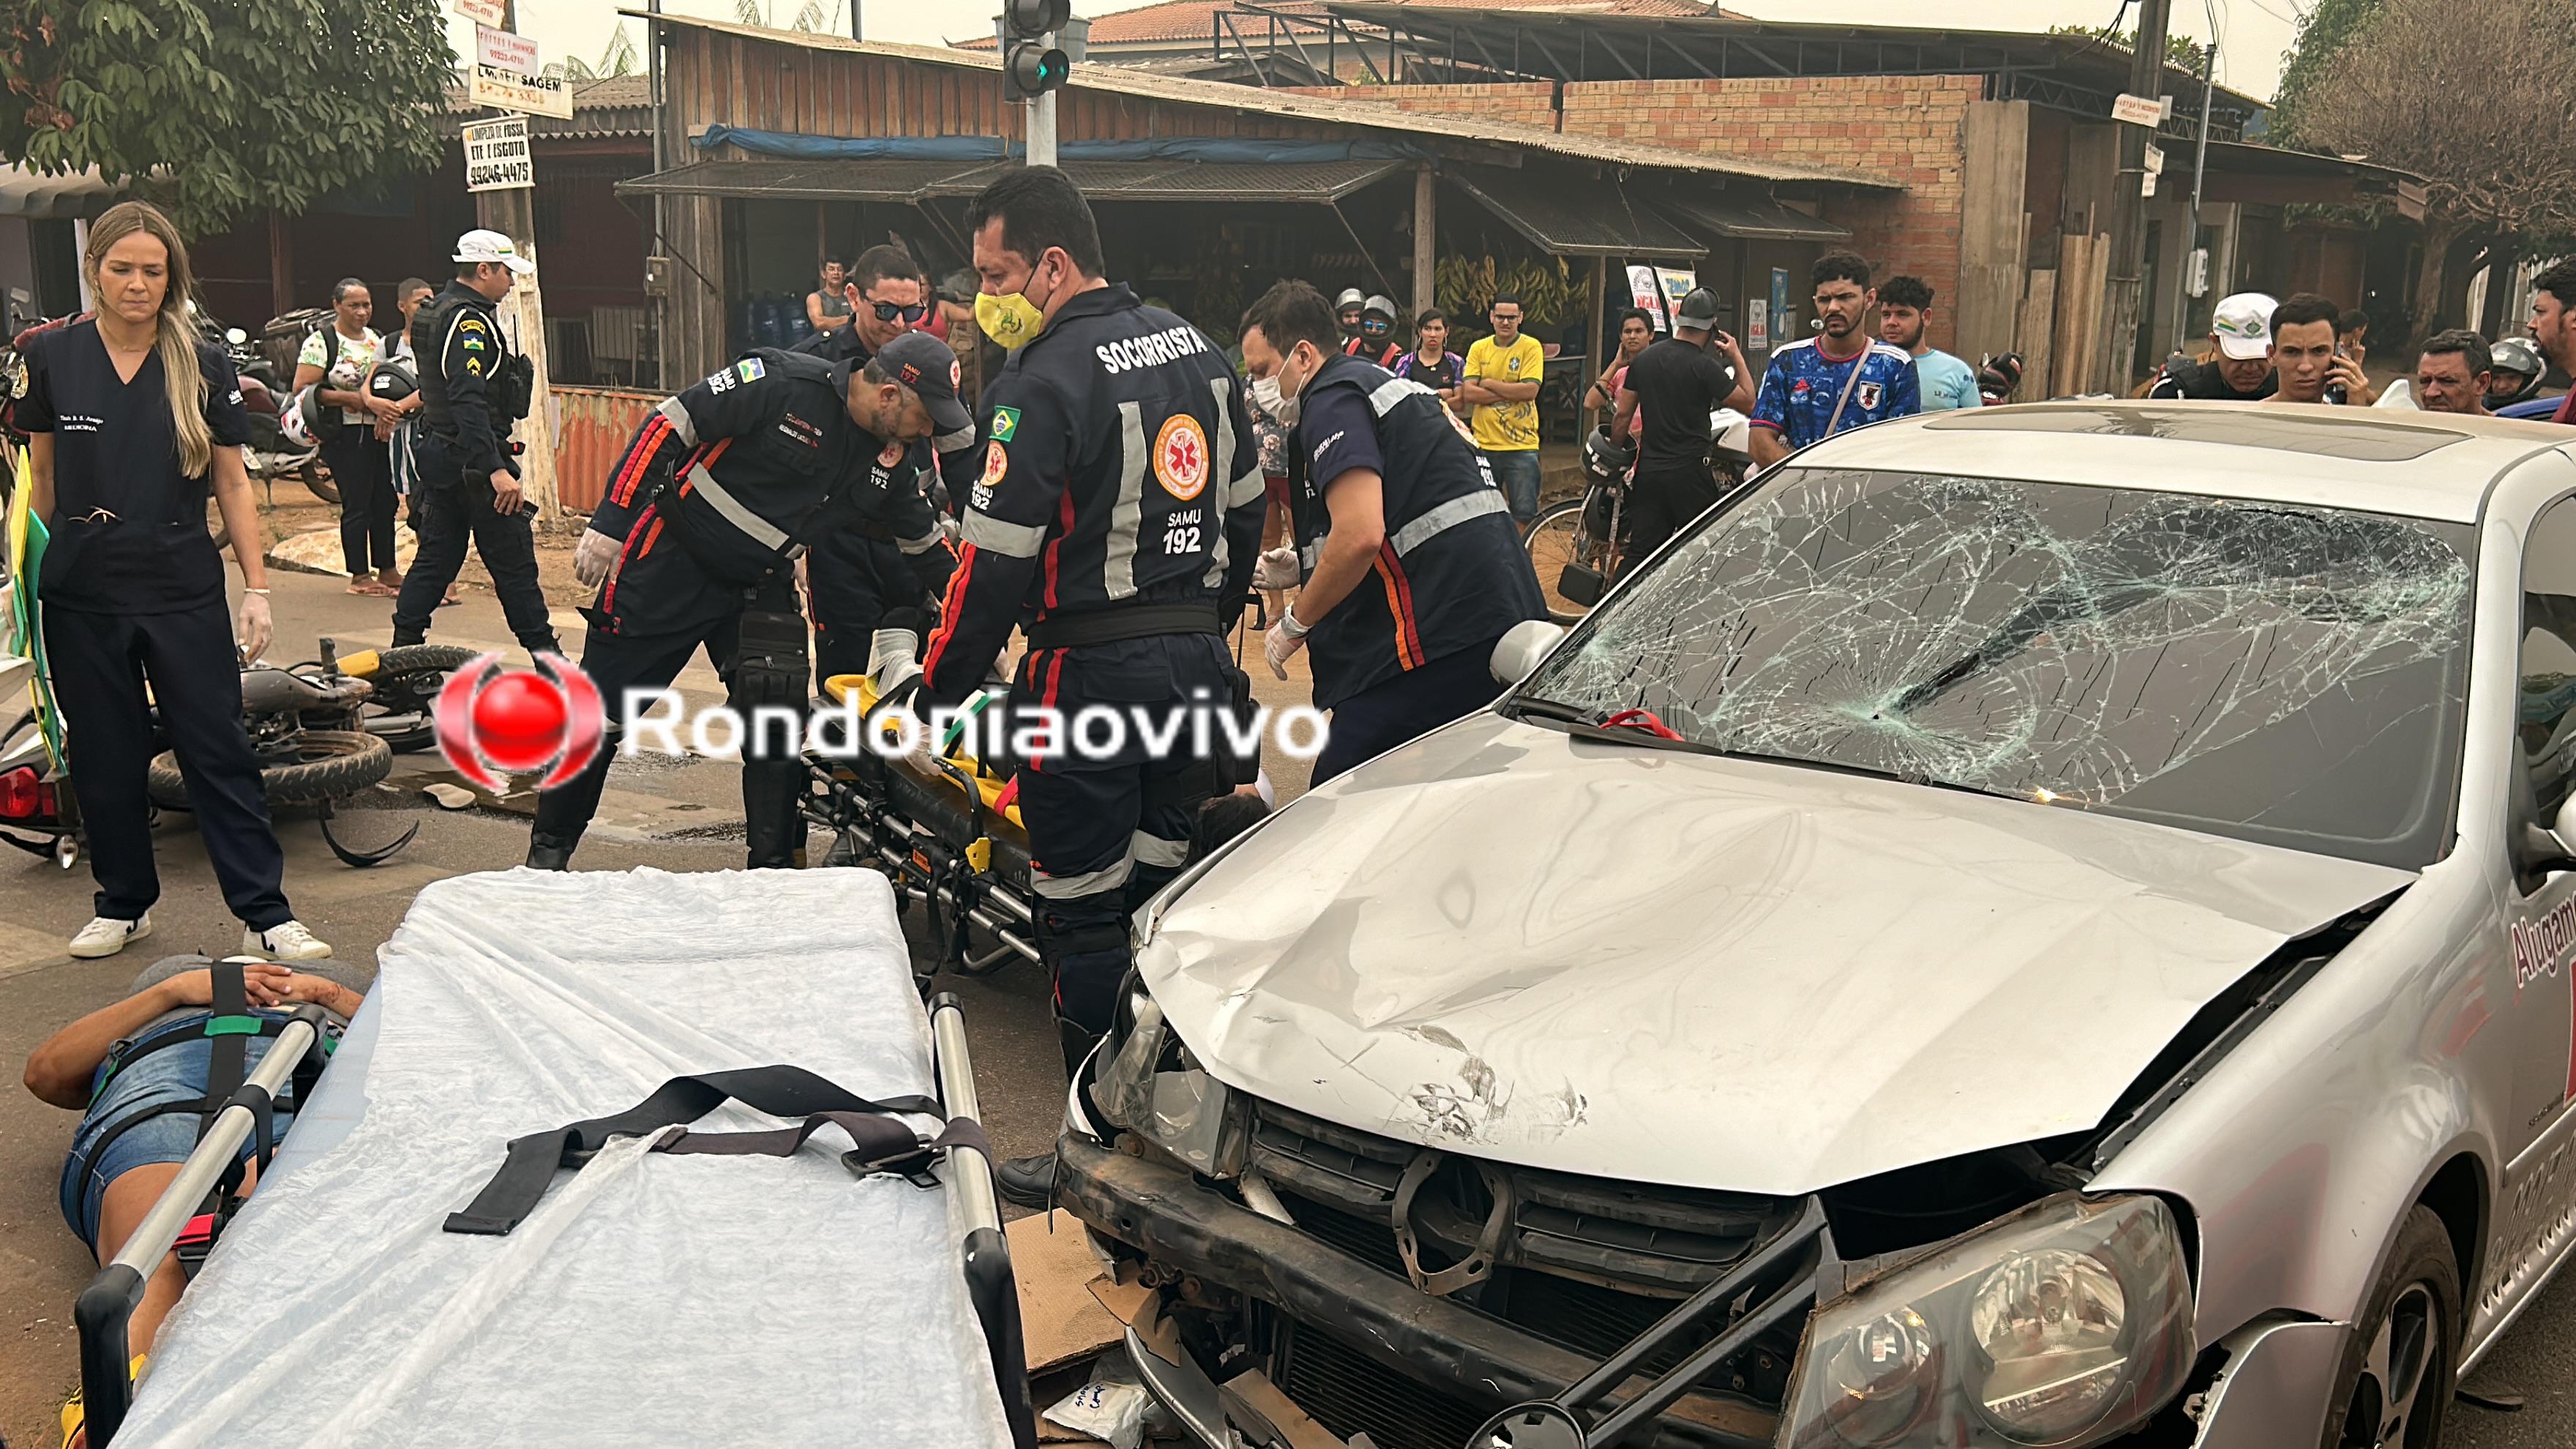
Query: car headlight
1090 974 1246 1177
1779 1194 2193 1449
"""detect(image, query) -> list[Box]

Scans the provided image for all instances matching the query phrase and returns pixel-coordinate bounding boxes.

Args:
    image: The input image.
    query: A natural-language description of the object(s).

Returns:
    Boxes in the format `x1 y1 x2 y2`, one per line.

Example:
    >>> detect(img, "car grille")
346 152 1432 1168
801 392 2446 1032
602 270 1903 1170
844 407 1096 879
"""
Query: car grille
1276 1317 1495 1449
1248 1099 1808 1407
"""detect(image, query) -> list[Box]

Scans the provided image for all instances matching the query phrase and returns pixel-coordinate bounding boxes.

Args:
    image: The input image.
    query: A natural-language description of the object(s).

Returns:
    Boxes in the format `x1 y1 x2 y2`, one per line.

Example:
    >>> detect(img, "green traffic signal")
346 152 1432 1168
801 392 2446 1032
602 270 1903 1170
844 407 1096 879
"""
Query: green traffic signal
1003 42 1068 101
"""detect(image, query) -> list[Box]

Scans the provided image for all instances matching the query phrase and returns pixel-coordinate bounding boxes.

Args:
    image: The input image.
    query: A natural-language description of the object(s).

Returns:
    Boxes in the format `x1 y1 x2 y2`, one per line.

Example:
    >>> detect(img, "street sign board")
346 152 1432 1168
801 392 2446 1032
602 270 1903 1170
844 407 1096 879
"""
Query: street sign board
463 116 533 192
2111 92 2164 127
475 23 540 73
467 62 574 120
453 0 506 26
2141 171 2159 198
2143 143 2165 176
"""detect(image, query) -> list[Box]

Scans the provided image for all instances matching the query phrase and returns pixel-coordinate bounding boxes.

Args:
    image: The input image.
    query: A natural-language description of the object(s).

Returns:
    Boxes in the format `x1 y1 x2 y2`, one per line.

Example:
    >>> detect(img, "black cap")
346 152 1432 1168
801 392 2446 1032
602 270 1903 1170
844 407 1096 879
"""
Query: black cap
873 331 973 437
1675 288 1723 331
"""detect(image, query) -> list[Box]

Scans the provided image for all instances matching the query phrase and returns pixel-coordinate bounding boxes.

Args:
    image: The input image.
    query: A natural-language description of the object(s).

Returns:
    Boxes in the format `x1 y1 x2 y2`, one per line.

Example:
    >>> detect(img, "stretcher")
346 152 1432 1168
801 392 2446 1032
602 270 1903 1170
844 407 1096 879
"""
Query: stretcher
73 866 1032 1448
803 631 1043 984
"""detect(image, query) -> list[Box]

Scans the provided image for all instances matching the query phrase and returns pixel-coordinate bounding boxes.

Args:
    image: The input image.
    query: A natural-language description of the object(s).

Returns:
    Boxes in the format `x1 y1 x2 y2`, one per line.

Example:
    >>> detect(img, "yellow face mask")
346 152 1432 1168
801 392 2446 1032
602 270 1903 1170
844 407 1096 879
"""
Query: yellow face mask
974 290 1046 351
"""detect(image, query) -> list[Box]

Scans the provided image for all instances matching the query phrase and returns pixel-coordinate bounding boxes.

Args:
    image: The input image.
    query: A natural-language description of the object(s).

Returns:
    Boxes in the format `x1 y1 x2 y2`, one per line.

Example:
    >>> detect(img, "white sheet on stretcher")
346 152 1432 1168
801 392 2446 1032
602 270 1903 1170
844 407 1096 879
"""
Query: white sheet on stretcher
119 866 1012 1448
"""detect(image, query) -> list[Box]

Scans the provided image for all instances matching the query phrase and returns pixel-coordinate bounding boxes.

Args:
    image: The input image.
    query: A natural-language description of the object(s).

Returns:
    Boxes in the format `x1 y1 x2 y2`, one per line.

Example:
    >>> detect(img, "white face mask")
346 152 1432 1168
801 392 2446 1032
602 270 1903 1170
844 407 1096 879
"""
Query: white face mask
1270 345 1317 428
1249 374 1284 419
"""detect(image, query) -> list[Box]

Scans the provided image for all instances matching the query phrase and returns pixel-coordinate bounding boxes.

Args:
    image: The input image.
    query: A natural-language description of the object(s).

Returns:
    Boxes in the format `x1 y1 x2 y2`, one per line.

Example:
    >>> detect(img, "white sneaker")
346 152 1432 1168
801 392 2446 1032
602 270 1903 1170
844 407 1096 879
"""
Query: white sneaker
242 919 331 962
67 913 150 959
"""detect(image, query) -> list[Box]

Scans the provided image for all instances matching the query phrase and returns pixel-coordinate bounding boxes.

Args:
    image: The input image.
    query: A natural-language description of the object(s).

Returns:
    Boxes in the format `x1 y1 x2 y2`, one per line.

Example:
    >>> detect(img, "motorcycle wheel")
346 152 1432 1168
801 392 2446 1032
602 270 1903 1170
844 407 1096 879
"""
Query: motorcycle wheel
360 644 482 752
301 460 341 506
147 730 393 809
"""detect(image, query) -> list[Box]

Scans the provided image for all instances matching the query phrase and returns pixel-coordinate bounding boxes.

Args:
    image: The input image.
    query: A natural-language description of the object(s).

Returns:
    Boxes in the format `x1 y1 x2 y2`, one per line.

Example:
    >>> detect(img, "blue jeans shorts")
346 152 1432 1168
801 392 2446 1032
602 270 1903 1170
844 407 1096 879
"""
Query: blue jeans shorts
59 1016 300 1250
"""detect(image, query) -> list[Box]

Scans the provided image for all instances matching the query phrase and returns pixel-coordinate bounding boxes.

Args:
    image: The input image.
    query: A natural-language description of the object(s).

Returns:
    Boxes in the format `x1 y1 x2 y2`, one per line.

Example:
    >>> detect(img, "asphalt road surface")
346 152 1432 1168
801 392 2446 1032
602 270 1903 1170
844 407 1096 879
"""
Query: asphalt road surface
1 569 2571 1448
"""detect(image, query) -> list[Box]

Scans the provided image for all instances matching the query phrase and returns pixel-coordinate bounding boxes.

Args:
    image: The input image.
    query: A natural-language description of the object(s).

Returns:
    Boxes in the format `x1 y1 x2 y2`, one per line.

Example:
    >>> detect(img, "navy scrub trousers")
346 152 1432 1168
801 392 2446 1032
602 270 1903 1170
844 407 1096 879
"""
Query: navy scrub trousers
42 602 292 929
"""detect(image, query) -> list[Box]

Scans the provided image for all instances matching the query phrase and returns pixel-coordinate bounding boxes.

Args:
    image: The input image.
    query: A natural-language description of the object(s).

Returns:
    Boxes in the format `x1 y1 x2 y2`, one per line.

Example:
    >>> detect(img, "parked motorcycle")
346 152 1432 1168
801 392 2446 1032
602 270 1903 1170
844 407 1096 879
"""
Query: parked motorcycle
217 321 331 502
0 654 78 868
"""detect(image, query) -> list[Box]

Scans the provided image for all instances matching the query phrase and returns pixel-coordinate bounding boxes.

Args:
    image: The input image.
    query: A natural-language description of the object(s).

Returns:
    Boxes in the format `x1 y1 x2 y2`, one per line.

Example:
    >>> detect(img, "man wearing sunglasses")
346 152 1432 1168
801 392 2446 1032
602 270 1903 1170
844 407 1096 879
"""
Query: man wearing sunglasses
798 244 982 689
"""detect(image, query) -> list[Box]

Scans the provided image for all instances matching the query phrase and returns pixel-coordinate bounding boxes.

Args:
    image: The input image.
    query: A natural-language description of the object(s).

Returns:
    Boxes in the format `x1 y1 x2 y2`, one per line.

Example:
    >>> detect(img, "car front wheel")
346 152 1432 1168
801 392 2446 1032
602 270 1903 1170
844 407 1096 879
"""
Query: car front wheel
2321 1205 2460 1449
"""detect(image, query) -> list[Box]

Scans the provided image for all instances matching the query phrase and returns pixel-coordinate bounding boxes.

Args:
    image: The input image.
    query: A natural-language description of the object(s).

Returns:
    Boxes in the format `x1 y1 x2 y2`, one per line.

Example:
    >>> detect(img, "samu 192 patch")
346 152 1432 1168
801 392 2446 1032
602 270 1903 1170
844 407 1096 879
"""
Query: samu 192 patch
990 405 1021 443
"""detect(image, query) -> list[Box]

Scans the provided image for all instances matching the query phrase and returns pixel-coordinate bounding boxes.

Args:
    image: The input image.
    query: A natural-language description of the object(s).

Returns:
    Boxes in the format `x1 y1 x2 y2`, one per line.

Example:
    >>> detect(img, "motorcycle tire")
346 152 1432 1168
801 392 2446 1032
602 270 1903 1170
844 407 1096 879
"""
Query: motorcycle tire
361 644 482 752
146 730 393 810
301 460 342 506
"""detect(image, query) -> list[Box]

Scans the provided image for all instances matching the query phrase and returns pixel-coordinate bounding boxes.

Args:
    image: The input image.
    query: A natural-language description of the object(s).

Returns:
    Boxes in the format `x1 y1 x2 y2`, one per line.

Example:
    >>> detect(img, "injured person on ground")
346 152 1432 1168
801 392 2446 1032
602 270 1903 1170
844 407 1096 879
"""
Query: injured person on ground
23 956 367 1445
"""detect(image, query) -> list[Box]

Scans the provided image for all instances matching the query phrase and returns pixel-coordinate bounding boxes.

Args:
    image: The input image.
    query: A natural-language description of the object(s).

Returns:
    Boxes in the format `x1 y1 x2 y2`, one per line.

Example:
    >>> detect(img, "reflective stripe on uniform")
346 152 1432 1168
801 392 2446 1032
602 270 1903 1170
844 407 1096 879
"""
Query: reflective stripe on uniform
1368 375 1436 417
1101 400 1147 601
898 526 946 555
1390 489 1510 557
962 509 1047 558
1131 831 1190 869
932 424 977 454
684 462 795 555
1203 376 1239 591
656 395 700 447
1033 855 1134 899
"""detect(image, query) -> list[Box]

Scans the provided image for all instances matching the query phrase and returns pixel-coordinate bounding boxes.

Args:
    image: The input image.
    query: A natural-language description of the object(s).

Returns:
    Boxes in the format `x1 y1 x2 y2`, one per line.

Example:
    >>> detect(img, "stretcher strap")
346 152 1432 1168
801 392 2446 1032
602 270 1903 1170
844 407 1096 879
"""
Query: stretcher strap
651 1109 990 1177
442 1064 945 1236
197 964 249 1144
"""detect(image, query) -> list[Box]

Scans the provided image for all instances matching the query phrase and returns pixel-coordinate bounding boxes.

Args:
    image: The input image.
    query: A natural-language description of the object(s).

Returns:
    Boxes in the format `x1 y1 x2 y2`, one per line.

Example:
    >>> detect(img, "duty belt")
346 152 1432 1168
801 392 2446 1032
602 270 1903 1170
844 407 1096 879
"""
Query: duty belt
1024 603 1224 651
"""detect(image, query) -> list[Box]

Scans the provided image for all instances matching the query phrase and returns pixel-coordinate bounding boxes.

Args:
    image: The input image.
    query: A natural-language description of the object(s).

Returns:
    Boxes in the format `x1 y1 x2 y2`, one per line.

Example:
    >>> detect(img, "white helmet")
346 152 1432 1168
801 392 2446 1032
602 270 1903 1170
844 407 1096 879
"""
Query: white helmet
281 383 326 449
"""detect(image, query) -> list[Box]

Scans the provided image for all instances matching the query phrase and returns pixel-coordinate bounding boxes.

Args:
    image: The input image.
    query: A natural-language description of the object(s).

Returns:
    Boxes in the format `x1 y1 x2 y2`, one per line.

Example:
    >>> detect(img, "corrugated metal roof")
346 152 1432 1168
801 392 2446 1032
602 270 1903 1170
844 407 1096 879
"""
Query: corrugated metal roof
1449 166 1706 257
1659 192 1848 242
951 0 1721 49
625 12 1895 190
618 154 1407 203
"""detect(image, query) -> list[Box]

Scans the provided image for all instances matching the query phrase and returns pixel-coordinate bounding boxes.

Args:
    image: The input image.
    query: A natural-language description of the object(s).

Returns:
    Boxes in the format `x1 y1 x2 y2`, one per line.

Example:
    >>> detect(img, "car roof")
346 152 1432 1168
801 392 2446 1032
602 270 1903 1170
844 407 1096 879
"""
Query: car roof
1795 401 2576 523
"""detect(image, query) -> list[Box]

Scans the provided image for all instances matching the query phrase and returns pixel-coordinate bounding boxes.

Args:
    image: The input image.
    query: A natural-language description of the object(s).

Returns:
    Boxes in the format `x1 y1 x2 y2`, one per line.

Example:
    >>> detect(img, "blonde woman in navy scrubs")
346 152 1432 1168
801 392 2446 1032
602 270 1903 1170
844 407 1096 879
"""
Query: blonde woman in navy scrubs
18 201 331 962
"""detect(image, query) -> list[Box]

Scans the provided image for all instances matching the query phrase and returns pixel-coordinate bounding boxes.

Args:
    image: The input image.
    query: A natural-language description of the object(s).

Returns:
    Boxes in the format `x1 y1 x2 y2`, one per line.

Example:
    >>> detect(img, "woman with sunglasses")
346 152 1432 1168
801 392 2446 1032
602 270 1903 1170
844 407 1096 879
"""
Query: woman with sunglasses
16 202 332 962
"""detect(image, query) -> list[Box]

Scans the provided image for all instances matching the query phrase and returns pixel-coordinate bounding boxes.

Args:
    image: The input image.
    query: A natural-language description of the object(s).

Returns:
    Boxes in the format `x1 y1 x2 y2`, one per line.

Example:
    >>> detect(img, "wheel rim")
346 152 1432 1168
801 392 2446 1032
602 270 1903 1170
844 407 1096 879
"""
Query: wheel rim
2345 1281 2438 1448
1525 506 1611 624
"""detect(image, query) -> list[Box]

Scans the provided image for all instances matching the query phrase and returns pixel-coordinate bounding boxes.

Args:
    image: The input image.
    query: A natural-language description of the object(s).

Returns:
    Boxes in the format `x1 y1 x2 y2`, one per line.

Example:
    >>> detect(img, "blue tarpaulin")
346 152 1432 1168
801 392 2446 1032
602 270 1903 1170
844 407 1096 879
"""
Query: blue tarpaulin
691 126 1426 165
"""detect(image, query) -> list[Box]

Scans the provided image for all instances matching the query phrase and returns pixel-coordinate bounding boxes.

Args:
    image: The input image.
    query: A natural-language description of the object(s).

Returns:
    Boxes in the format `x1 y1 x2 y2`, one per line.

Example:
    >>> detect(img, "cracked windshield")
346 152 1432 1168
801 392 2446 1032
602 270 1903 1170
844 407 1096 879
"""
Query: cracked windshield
1525 468 2476 869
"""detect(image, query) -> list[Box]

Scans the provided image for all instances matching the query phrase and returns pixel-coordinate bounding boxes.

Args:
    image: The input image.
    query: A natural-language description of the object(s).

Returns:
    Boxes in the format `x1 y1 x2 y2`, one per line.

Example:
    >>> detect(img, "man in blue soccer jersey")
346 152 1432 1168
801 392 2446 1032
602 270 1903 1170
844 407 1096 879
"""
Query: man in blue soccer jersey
1748 251 1921 467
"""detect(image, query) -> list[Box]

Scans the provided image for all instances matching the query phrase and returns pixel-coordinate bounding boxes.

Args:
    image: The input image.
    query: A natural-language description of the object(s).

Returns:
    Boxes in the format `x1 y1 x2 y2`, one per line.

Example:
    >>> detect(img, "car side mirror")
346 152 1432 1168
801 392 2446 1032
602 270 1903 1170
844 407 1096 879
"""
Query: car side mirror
1491 619 1568 685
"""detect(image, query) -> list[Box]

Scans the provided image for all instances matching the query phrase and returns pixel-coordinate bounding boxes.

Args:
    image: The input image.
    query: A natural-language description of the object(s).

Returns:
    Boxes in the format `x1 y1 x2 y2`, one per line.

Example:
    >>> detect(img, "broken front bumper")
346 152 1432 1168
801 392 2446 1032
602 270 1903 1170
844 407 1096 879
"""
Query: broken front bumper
1055 1134 1781 1449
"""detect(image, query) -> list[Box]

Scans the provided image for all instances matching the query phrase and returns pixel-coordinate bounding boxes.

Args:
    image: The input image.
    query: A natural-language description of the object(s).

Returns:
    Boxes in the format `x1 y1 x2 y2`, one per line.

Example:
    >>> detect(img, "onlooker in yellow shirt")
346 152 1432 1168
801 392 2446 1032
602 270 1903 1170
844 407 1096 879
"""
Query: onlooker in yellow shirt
1461 293 1545 524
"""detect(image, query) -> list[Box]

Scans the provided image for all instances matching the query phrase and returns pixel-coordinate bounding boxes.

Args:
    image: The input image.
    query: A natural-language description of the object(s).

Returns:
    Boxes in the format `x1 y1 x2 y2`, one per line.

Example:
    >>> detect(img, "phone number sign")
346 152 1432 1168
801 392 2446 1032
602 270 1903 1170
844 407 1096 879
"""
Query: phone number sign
463 116 533 192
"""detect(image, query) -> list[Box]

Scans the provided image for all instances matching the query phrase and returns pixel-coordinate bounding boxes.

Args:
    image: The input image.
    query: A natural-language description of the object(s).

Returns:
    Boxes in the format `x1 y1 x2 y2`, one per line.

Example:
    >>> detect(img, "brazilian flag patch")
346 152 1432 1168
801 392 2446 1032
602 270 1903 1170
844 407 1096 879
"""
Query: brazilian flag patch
990 405 1019 443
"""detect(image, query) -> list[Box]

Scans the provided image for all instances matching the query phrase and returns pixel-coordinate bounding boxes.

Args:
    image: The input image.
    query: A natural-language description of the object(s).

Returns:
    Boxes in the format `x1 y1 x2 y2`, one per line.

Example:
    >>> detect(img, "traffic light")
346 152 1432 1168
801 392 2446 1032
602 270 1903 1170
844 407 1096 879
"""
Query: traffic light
1000 0 1071 102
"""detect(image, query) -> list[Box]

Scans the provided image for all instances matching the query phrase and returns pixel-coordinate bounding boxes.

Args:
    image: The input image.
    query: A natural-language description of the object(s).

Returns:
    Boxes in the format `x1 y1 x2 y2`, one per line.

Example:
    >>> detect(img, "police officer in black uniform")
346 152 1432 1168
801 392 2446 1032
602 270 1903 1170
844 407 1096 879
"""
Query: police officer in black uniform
920 169 1263 1201
791 244 982 692
390 230 560 658
525 331 965 871
1611 286 1751 563
1239 280 1547 785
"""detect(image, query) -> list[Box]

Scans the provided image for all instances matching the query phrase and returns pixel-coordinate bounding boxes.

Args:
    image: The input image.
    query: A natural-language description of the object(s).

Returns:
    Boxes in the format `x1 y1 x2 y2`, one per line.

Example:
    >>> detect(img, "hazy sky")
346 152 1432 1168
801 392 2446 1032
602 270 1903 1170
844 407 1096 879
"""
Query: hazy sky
477 0 2298 104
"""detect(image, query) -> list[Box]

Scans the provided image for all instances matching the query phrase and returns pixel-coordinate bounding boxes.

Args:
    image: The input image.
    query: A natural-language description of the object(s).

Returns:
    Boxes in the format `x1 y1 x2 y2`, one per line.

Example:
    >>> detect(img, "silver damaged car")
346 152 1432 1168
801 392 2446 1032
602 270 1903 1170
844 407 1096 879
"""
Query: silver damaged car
1052 404 2576 1449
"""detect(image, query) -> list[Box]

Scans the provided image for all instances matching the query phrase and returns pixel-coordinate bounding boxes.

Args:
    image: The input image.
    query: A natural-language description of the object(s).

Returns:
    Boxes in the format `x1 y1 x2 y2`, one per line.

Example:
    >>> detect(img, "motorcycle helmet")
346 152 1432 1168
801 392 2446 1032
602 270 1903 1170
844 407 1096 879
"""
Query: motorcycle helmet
1977 352 2025 406
1334 288 1366 336
1581 424 1634 486
2490 337 2545 406
282 382 327 449
1360 293 1397 343
367 359 418 406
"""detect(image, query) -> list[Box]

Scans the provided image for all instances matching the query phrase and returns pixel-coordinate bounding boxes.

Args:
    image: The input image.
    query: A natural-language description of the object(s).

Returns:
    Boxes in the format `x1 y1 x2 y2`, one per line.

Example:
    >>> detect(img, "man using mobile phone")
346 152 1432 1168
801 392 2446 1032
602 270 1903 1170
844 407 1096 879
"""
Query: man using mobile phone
2262 293 2377 406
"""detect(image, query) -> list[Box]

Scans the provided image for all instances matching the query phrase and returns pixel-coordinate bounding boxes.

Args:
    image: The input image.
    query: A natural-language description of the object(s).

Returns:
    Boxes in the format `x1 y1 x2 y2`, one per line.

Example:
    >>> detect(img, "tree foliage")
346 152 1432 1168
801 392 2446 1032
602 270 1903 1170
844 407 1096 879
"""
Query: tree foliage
0 0 452 237
2264 0 2381 146
543 23 639 83
2294 0 2576 247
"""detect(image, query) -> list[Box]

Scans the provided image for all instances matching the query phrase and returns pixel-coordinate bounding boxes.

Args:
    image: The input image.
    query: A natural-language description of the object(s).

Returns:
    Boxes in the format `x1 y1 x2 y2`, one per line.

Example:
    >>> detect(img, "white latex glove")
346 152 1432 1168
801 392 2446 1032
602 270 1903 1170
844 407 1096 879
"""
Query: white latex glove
236 591 273 664
1264 618 1307 680
1253 545 1301 592
573 528 624 589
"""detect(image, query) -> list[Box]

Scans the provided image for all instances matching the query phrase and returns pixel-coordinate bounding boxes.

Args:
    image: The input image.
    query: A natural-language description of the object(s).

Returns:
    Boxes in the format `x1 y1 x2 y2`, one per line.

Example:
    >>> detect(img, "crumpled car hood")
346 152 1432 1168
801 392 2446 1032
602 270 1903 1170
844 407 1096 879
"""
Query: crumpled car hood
1139 714 2414 1196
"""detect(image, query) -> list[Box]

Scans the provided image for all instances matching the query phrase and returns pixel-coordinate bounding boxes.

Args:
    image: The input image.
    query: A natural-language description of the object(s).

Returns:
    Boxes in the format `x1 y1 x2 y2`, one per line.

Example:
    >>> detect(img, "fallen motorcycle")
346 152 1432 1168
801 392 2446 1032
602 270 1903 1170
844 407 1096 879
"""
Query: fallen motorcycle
0 654 78 867
145 638 427 866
